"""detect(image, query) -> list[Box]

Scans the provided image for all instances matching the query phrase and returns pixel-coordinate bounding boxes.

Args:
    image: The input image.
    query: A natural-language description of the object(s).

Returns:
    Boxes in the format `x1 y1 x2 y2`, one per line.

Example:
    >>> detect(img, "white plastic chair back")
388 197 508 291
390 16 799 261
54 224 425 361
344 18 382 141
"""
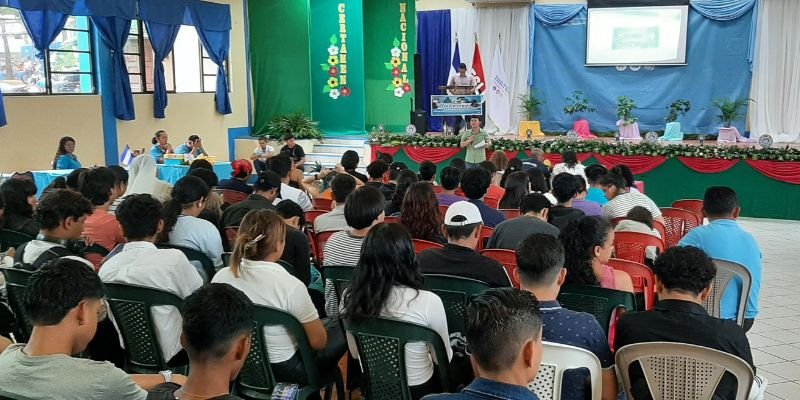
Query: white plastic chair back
528 341 603 400
703 259 752 326
616 342 754 400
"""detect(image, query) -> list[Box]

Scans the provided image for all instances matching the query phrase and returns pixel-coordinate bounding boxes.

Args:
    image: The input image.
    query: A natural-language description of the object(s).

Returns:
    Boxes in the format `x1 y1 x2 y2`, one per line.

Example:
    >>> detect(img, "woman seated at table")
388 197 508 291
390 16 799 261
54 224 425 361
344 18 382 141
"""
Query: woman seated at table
217 159 254 195
52 136 81 170
0 178 39 238
174 134 208 158
150 130 173 164
559 216 634 293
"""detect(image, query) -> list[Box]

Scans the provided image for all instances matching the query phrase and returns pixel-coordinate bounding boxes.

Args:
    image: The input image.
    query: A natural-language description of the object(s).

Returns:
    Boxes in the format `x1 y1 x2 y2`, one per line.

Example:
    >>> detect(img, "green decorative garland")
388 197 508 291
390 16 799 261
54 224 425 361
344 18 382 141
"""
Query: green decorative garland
371 134 800 161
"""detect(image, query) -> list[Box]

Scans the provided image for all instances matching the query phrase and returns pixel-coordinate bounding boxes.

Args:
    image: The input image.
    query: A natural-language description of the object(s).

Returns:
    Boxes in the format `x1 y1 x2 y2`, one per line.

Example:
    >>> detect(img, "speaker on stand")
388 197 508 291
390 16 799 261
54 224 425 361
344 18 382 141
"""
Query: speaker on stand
409 53 427 135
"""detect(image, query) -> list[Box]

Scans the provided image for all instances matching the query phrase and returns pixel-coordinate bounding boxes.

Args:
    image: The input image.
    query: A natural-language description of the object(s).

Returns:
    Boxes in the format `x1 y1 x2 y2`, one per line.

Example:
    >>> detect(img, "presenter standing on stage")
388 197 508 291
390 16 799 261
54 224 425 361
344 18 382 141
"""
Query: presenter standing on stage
460 116 489 168
447 63 476 134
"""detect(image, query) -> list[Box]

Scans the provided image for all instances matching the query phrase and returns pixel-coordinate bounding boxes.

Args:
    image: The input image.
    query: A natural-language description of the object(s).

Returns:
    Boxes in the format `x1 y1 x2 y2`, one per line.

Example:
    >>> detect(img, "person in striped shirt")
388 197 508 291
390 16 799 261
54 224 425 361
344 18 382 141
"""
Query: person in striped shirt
598 171 664 224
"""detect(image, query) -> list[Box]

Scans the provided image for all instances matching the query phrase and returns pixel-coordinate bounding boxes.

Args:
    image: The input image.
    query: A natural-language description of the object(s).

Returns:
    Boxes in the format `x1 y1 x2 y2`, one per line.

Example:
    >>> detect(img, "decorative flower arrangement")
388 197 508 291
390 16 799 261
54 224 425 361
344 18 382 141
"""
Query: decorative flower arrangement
384 37 410 98
321 34 349 100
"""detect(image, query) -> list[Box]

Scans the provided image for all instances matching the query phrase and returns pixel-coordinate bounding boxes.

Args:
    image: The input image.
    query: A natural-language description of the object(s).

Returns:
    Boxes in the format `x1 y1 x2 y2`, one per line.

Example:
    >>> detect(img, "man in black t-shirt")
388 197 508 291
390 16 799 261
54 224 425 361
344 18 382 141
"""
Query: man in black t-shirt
279 133 306 171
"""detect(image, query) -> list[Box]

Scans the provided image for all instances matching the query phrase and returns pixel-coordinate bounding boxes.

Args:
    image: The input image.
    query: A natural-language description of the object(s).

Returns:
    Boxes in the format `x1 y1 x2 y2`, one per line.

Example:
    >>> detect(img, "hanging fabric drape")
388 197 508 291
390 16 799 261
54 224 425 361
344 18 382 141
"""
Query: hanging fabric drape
145 22 180 118
193 27 231 115
690 0 759 70
18 10 69 59
417 10 451 133
527 4 585 85
91 16 134 120
677 157 740 173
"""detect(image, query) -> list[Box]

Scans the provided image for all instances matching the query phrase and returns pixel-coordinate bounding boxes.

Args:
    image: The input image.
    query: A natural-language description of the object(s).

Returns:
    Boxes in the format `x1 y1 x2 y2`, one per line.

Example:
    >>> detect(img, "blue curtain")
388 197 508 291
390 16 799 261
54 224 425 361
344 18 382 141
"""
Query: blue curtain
528 5 586 84
19 10 69 59
145 22 180 118
91 16 134 120
193 26 231 115
417 10 451 132
690 0 759 70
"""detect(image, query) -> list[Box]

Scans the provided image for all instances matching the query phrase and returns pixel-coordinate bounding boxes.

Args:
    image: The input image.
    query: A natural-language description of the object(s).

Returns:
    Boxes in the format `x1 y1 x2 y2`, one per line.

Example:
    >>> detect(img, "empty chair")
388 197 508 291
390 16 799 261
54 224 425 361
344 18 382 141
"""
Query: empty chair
528 342 603 400
607 258 656 311
660 207 702 248
613 232 665 265
703 259 752 327
480 249 520 288
311 197 333 211
423 273 491 336
616 342 754 400
412 238 444 254
672 199 704 218
557 285 636 336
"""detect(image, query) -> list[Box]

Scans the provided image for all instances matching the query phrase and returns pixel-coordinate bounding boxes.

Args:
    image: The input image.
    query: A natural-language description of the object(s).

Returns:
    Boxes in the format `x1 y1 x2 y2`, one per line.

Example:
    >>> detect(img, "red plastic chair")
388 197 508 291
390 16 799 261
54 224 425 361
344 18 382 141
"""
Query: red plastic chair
305 210 328 232
607 258 656 310
612 218 666 248
613 232 664 265
484 196 500 209
223 226 239 246
432 186 443 194
610 217 625 228
660 207 702 248
476 226 494 252
216 189 248 205
672 199 703 219
311 198 333 211
500 209 520 219
311 230 339 263
412 239 444 254
383 216 400 224
306 230 317 261
438 205 449 219
480 249 520 288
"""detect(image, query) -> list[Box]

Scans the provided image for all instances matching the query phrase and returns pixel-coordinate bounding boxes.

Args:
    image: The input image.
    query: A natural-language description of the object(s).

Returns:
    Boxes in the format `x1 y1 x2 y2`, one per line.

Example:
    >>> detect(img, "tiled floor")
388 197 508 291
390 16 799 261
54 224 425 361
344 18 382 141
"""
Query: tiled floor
738 218 800 400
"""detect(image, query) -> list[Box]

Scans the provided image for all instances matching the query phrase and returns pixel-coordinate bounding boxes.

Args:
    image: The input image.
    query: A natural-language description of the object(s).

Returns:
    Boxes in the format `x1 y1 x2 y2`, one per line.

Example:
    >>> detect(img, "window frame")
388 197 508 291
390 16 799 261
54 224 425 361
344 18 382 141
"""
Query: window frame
199 42 229 94
126 20 178 95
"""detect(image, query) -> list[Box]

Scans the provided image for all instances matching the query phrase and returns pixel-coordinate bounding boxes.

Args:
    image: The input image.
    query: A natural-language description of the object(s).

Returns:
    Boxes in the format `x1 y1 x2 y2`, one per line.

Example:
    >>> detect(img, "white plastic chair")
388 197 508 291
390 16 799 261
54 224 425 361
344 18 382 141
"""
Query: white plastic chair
616 342 754 400
703 259 752 327
527 341 603 400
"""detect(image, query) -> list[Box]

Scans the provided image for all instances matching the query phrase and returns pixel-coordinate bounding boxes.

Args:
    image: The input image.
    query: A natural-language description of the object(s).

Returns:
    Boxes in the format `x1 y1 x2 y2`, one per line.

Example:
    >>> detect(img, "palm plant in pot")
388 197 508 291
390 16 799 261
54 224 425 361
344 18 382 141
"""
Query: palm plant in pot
712 98 750 128
519 91 544 121
264 112 323 140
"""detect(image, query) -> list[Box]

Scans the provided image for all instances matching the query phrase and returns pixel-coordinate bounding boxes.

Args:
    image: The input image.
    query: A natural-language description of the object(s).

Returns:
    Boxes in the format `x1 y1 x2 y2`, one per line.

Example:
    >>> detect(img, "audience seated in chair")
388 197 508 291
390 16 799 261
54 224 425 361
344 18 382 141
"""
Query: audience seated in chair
342 223 452 400
106 165 129 215
100 194 203 364
221 171 281 229
419 160 438 186
341 150 367 184
461 167 504 228
547 173 586 231
614 206 662 263
424 288 543 400
679 186 762 332
516 234 618 400
560 217 634 293
217 159 254 195
80 167 125 270
583 164 609 206
599 171 663 223
382 161 408 201
364 160 389 194
615 246 767 400
436 167 467 207
487 194 559 251
498 171 529 210
274 201 312 286
148 283 254 400
571 173 605 217
0 258 181 400
478 161 505 200
401 182 446 244
386 169 418 216
269 154 313 211
0 178 39 238
417 201 510 287
212 210 347 385
187 167 223 227
314 173 356 233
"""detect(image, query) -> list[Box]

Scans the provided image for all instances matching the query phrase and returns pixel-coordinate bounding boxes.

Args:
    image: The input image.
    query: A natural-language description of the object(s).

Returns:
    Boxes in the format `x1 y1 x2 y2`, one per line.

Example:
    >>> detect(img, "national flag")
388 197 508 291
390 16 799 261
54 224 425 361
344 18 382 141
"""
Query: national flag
449 39 461 79
471 42 486 94
119 144 133 166
488 43 511 133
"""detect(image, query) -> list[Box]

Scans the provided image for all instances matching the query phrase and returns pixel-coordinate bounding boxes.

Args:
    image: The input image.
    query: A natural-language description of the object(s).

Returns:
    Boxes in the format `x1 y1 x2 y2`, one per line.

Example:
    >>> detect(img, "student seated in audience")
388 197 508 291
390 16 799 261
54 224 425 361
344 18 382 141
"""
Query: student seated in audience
187 167 223 227
0 335 10 353
385 169 418 216
498 158 522 188
101 194 204 363
437 166 466 207
174 134 208 158
461 167 504 228
584 164 609 205
599 171 663 223
487 193 559 250
80 167 125 270
280 133 306 170
365 160 389 192
150 130 173 164
516 234 617 400
401 182 446 244
0 178 39 237
611 165 640 193
107 165 129 215
551 150 586 184
65 168 88 191
425 288 543 400
217 159 254 195
419 160 438 185
0 258 181 399
615 246 767 400
213 210 346 384
417 201 510 287
450 157 467 174
52 136 82 170
343 223 452 399
314 173 356 233
498 171 529 210
251 137 274 175
148 283 253 400
274 201 312 286
269 154 313 211
479 161 505 200
14 189 93 269
615 206 662 263
547 173 586 231
122 155 172 203
560 217 634 293
159 176 224 271
679 186 762 331
341 150 367 183
526 166 551 195
521 147 551 183
382 161 409 201
221 171 280 229
571 173 604 217
490 150 509 174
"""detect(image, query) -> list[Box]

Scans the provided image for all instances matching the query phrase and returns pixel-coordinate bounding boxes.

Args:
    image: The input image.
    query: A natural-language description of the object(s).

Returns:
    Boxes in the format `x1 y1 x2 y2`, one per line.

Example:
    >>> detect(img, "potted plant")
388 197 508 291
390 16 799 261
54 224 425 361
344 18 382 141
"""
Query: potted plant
616 96 638 126
563 90 596 138
661 99 691 141
712 98 750 128
264 111 324 140
518 91 544 139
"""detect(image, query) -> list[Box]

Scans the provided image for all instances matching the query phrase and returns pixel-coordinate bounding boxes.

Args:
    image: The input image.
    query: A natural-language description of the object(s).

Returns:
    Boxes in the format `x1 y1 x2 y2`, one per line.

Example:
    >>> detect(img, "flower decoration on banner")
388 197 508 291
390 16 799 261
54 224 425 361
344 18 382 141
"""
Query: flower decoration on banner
321 33 348 101
385 38 410 98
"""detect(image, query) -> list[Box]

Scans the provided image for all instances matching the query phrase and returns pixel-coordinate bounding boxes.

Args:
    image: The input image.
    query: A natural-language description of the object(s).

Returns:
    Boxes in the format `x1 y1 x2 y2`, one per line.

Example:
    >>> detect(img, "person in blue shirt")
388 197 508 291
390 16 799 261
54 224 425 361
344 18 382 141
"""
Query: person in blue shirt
150 130 173 164
424 288 542 400
174 134 208 158
584 164 609 206
679 186 762 332
52 136 82 170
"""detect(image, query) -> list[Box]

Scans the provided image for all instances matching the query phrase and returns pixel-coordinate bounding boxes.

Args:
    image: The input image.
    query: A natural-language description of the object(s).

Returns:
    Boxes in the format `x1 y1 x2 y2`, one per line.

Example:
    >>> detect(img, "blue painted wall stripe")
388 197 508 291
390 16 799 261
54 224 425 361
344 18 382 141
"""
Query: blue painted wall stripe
94 28 119 166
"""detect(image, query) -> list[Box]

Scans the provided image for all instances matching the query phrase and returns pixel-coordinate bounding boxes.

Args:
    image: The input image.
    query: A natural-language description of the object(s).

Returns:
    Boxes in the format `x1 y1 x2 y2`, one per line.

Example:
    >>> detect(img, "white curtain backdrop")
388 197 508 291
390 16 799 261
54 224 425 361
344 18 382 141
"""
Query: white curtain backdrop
750 0 800 143
450 7 530 133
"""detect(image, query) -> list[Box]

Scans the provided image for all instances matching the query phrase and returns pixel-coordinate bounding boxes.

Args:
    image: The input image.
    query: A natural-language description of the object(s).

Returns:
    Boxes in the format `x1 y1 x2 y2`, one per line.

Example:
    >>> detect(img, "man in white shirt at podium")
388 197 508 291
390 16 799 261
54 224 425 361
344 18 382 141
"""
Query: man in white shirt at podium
447 63 476 134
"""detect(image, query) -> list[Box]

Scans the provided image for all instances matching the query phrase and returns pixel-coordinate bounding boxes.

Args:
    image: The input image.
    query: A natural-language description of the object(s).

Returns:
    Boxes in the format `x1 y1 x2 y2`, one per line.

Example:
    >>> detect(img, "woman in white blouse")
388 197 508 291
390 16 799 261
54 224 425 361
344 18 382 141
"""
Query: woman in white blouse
551 150 587 184
342 223 452 399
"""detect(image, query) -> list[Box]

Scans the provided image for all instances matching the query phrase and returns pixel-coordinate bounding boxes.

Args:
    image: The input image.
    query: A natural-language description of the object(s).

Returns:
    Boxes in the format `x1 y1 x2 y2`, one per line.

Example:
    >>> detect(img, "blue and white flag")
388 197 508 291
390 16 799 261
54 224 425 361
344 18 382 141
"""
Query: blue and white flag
449 39 462 79
119 144 133 166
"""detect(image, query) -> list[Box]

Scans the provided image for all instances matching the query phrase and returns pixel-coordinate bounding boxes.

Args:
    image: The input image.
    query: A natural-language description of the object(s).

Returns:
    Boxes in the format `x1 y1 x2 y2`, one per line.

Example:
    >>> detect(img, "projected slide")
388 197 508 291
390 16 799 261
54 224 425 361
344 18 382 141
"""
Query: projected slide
586 6 689 66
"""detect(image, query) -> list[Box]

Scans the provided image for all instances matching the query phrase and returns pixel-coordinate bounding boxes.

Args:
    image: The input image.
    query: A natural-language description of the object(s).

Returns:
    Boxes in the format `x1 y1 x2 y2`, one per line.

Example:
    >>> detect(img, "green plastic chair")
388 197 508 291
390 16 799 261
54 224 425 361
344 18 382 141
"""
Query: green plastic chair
235 305 345 400
0 267 34 342
103 282 185 374
423 274 490 336
0 229 33 252
321 265 356 305
557 285 636 335
277 260 297 279
345 316 452 400
157 243 216 282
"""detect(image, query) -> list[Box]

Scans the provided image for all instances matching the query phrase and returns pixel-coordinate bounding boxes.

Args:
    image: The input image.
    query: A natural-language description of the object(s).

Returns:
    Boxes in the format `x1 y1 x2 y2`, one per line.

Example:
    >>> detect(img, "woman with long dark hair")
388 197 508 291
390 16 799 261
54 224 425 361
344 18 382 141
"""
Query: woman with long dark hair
559 216 633 292
0 179 39 237
611 164 639 193
551 150 586 184
498 171 530 210
498 157 523 188
400 182 445 244
385 169 418 216
343 223 451 399
159 175 224 272
52 136 81 170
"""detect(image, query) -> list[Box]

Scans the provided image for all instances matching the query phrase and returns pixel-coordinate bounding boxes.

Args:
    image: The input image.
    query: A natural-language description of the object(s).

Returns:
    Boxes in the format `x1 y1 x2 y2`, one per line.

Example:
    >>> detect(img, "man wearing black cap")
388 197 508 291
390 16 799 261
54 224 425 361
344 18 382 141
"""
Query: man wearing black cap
220 171 281 228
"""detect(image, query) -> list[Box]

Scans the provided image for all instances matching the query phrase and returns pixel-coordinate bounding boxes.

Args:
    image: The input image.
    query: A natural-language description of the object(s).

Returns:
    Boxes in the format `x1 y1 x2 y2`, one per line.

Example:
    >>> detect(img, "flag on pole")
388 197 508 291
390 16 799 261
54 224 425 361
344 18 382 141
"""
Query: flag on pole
449 39 461 79
488 42 511 133
471 42 486 94
119 144 133 166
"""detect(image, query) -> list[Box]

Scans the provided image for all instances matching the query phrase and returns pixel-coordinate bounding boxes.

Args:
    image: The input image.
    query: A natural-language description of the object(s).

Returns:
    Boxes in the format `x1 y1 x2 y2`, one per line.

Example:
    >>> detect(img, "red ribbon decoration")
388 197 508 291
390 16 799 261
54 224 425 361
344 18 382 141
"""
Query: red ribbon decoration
745 160 800 185
370 145 402 161
592 154 668 175
403 146 462 164
677 157 739 174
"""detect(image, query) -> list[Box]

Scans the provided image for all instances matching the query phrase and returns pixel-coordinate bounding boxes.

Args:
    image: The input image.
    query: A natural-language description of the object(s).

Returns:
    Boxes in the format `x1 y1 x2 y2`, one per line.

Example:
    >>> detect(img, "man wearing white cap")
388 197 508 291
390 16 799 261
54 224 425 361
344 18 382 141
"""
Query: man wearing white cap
417 201 511 287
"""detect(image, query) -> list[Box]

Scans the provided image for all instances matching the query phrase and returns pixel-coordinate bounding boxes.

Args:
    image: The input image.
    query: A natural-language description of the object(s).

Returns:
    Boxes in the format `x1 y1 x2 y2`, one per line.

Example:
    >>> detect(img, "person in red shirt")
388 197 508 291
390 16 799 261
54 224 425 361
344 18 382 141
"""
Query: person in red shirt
80 167 125 270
